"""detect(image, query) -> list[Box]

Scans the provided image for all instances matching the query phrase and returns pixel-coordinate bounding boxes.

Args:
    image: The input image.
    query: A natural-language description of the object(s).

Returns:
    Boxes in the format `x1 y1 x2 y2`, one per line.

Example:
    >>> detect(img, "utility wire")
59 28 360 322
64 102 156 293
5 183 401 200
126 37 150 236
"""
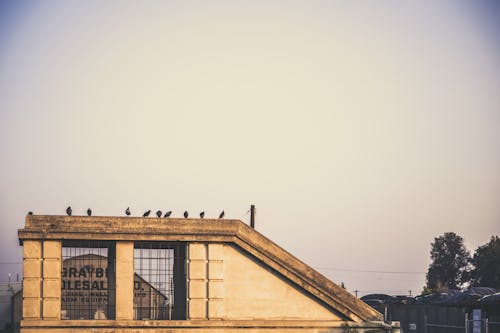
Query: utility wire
314 266 426 275
239 209 250 220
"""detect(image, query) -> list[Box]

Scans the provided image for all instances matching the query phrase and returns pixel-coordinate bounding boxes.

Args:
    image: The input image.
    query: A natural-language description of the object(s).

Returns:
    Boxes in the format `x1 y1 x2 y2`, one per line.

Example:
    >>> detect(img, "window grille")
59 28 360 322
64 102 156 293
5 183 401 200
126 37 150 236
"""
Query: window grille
133 242 186 320
61 240 116 320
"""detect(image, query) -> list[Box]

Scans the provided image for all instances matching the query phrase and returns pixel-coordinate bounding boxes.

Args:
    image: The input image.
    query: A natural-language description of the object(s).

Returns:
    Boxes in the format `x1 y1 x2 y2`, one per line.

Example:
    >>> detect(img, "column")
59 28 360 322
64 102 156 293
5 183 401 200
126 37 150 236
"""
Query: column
115 241 134 320
207 243 224 319
22 241 41 320
42 241 61 320
188 243 207 319
173 244 187 319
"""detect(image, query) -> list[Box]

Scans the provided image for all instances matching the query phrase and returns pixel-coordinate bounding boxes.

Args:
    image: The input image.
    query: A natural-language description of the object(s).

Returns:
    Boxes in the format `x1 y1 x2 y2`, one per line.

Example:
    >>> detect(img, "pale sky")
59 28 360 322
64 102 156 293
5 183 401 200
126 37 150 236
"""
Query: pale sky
1 0 499 297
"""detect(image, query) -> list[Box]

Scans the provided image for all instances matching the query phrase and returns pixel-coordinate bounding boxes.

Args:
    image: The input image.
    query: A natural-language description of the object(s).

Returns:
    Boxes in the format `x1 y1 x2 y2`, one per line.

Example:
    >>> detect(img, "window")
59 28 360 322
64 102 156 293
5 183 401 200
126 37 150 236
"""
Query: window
133 242 186 320
61 240 116 320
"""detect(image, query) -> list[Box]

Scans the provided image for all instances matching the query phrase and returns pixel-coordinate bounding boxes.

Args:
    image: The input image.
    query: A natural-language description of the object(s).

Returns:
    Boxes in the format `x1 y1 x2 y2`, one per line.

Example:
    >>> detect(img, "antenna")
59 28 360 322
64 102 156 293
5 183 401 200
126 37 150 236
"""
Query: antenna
250 205 256 229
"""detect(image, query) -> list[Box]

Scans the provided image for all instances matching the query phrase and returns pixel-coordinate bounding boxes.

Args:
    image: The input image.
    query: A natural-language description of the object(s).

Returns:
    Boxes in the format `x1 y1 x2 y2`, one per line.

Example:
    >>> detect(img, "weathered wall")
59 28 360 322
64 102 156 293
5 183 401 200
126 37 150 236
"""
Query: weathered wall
115 241 134 320
22 240 62 321
187 242 341 320
187 243 224 320
42 241 61 320
22 241 41 320
223 244 341 320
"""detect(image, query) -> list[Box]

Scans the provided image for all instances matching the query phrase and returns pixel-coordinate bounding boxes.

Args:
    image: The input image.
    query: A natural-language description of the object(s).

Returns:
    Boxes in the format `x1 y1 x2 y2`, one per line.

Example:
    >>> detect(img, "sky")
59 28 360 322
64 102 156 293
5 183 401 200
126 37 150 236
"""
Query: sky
0 0 499 297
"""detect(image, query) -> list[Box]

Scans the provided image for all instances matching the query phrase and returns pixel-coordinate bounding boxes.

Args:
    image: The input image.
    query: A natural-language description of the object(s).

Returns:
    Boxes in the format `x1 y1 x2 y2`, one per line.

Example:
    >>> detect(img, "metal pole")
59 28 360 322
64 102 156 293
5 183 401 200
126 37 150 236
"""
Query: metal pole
424 314 427 333
465 312 468 333
485 318 488 333
250 205 255 229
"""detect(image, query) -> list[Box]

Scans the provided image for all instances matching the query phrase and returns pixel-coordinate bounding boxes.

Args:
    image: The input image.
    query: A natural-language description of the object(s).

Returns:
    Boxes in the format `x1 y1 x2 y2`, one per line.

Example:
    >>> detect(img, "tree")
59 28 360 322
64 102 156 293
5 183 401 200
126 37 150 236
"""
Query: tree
425 232 470 291
468 236 500 288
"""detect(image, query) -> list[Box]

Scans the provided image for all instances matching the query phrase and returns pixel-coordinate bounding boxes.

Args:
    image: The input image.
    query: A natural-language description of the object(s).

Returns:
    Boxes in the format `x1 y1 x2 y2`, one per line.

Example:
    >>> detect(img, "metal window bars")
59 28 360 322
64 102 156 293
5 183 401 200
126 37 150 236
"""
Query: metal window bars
133 242 186 320
61 240 116 320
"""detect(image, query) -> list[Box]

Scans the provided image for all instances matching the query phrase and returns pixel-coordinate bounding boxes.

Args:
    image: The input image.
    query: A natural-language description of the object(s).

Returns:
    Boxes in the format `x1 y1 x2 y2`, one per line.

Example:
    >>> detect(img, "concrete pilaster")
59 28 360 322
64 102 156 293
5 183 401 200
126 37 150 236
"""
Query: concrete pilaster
23 241 41 320
188 243 207 319
188 243 225 320
115 241 134 320
42 241 61 320
207 243 224 319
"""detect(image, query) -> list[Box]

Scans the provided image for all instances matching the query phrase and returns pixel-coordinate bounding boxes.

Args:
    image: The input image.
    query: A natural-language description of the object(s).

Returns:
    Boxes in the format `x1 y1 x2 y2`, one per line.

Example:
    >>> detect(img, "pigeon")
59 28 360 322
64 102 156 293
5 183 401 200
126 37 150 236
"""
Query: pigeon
143 210 151 217
27 211 33 215
183 211 188 218
125 207 131 216
164 211 172 218
218 211 225 219
87 208 92 216
199 211 205 219
156 210 162 218
66 206 72 216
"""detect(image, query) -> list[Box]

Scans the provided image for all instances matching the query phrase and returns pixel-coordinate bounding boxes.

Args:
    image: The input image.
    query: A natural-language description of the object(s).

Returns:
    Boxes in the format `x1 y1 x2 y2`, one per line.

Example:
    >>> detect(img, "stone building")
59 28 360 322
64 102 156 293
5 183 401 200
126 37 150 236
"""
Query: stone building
18 215 399 332
0 281 22 332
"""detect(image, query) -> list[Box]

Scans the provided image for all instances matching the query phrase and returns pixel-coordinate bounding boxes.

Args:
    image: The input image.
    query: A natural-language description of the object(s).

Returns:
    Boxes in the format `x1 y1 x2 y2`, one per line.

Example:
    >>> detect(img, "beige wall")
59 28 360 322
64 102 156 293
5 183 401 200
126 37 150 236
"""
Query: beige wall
115 241 134 321
22 240 62 321
42 241 61 320
22 241 41 320
187 242 341 321
222 244 341 320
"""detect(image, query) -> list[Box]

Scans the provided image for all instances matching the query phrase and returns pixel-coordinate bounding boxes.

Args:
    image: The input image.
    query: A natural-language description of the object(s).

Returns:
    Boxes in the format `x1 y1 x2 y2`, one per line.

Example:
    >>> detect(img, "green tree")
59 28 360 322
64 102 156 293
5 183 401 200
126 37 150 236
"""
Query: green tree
469 236 500 288
425 232 470 291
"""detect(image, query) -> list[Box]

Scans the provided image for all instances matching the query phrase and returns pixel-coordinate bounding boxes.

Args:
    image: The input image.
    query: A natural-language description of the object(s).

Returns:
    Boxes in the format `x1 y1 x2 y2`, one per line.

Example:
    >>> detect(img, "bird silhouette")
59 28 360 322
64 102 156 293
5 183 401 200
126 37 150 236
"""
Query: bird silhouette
125 207 131 216
143 210 151 217
164 211 172 218
218 211 225 219
156 210 162 218
199 211 205 219
87 208 92 216
27 211 33 215
183 211 188 218
66 206 72 216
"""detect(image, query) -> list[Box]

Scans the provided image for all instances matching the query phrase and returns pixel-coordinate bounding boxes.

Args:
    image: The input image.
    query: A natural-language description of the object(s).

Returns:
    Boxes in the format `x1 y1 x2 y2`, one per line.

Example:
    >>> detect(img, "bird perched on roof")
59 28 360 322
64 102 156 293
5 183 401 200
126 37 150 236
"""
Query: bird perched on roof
199 211 205 219
218 211 225 219
27 211 33 215
143 210 151 217
164 211 172 218
156 210 162 218
183 211 188 218
87 208 92 216
66 206 72 216
125 207 131 216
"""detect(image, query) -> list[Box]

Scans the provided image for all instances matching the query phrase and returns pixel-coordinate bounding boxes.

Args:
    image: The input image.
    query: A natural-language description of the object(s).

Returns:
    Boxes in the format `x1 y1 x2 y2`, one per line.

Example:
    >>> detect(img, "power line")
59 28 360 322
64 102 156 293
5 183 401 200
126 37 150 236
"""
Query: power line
313 266 426 275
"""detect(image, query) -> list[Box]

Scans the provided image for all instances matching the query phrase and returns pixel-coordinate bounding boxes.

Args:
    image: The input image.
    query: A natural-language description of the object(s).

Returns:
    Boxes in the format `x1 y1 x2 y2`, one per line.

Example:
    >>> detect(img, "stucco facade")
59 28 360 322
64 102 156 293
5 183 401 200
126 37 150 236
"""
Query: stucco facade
18 215 399 332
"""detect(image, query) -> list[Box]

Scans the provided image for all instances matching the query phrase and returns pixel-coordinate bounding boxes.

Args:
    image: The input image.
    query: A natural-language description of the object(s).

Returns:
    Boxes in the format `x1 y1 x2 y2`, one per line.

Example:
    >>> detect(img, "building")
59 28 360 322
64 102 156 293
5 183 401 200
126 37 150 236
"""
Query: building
0 281 22 333
361 288 500 333
17 215 399 332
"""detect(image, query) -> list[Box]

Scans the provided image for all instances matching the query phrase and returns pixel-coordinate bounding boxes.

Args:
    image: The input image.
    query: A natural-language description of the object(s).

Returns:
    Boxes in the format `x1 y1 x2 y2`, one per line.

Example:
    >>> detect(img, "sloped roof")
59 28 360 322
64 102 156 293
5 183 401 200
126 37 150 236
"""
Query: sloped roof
19 215 383 322
480 292 500 304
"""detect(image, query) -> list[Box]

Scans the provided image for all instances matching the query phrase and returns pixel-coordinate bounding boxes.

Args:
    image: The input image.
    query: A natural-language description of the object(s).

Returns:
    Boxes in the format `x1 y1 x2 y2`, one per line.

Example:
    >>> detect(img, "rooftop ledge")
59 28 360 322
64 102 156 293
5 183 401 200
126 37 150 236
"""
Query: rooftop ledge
21 319 396 330
18 215 383 323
